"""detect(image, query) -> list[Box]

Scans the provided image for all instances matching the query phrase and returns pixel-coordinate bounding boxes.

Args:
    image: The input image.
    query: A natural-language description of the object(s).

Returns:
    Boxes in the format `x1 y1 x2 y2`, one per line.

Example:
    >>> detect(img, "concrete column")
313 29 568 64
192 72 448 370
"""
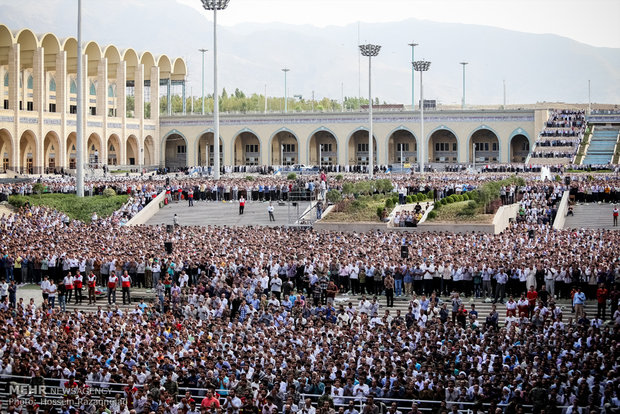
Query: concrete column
33 47 44 113
98 58 108 167
150 66 160 165
56 50 67 168
117 61 126 165
34 48 44 173
135 64 144 121
9 44 20 171
81 54 88 170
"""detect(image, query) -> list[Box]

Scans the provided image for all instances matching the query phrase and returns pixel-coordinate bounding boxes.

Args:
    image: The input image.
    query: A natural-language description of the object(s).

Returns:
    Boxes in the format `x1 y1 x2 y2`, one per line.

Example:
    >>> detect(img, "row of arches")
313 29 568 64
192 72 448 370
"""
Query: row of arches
163 127 531 168
0 129 155 174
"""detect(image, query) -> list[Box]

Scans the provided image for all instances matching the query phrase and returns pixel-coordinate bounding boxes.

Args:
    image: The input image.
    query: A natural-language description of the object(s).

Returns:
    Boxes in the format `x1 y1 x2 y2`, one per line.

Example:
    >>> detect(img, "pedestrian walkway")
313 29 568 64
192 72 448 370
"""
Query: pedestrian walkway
146 199 311 227
564 203 619 230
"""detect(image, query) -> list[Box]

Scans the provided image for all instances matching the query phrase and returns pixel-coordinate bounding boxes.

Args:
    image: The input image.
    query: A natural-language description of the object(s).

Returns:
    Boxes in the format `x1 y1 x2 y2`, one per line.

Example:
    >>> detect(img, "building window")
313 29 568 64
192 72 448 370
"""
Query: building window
209 145 223 152
177 145 186 154
90 81 96 96
108 85 115 97
320 143 332 152
3 73 7 87
49 103 56 112
26 101 33 111
357 143 369 152
396 143 409 152
49 77 56 92
90 107 96 116
245 144 258 153
492 142 497 151
69 105 77 114
27 75 33 90
70 79 77 94
453 143 457 152
283 144 295 153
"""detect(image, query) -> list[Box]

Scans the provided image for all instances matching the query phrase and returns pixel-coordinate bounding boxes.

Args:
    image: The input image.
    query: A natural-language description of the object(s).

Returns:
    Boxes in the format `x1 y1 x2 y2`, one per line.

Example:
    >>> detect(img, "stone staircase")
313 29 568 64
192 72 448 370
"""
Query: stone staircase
564 203 619 230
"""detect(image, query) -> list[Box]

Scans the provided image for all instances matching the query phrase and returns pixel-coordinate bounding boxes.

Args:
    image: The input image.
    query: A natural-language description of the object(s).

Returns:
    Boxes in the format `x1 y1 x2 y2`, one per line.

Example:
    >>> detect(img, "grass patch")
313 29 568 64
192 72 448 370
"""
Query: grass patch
428 201 492 223
322 195 392 222
9 193 129 223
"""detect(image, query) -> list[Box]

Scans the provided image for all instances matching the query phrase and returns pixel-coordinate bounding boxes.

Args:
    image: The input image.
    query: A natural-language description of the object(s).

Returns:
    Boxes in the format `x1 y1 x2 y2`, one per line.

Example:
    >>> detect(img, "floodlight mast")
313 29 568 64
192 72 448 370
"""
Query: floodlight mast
359 44 381 178
200 0 230 179
413 60 431 173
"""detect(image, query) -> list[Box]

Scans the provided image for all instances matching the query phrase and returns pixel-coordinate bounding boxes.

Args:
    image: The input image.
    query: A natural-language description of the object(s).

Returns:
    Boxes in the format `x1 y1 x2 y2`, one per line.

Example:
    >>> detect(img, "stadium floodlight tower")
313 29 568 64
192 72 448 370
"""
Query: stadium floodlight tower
408 42 418 110
282 68 290 113
198 48 208 115
76 0 84 196
460 61 468 109
200 0 230 180
359 43 381 178
413 60 431 173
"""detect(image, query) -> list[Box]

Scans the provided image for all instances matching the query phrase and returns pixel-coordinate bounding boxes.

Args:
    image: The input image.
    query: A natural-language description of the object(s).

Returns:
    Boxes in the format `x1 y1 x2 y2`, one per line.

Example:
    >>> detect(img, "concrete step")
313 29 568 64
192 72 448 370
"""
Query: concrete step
564 203 620 230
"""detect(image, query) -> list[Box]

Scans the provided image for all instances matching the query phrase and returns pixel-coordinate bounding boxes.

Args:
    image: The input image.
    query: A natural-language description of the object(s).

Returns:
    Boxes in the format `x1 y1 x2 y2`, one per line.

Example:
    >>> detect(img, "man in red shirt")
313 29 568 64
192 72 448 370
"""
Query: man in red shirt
239 196 245 215
526 285 538 317
87 272 97 304
74 272 83 305
200 389 220 411
108 272 118 304
596 283 609 320
121 271 132 305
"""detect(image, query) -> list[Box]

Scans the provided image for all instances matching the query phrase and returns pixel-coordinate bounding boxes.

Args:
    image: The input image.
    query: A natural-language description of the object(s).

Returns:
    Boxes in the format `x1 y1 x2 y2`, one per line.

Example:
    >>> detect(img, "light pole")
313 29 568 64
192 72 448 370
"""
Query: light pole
76 0 84 196
201 0 230 180
198 48 207 115
282 68 290 113
413 60 431 173
460 62 468 109
359 43 381 178
319 144 322 169
408 42 418 110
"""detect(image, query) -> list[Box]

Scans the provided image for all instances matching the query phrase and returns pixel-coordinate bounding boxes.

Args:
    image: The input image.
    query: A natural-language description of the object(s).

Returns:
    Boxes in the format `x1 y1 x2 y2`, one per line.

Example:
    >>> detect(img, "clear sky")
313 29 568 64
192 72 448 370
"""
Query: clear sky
179 0 620 48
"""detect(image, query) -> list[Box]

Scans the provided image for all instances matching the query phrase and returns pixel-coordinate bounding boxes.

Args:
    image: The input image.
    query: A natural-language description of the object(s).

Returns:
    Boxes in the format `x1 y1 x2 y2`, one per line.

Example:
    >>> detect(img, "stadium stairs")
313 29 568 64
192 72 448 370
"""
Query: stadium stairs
582 126 620 165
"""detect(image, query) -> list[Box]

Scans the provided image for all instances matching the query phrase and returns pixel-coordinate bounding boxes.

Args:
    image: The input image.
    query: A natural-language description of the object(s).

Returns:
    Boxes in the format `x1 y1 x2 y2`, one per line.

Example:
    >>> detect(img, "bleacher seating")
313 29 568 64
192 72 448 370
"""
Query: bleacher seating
582 126 620 165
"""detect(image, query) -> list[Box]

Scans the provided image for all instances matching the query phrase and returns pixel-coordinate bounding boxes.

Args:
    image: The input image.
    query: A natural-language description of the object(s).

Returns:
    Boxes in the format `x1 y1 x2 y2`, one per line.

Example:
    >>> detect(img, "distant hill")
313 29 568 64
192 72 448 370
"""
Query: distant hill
2 0 619 105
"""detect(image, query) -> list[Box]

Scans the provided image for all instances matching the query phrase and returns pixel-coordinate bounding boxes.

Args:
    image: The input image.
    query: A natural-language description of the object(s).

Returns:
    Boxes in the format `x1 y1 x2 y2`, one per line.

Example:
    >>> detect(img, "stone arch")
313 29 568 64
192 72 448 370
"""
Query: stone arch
307 127 338 166
41 33 60 70
172 57 186 81
103 45 121 80
126 134 139 166
162 131 187 170
87 132 102 167
43 131 60 173
428 126 459 164
62 37 77 75
0 128 13 172
510 134 530 163
140 52 156 79
196 129 223 167
269 128 299 166
107 134 121 166
0 25 14 66
19 130 38 174
386 126 418 165
233 129 261 166
467 126 500 163
66 132 77 169
346 127 377 166
157 55 172 80
144 135 155 166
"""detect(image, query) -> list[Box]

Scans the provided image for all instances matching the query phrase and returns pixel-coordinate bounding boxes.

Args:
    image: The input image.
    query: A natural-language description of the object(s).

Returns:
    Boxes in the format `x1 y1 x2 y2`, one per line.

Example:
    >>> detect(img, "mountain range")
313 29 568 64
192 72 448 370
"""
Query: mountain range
2 0 619 105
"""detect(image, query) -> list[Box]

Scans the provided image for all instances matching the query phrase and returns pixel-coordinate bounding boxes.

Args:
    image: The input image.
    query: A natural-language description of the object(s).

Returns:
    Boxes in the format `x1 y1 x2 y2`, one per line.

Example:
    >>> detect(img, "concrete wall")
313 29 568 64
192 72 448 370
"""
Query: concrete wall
126 191 166 226
492 203 520 234
553 191 570 230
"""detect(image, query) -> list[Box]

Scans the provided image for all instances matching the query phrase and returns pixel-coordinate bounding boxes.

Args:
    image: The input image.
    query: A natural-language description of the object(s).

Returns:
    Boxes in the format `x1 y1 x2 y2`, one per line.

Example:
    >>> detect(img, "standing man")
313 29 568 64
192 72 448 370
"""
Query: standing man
613 205 618 227
494 268 507 304
188 188 194 207
596 283 609 320
40 275 50 303
384 272 395 307
87 271 97 305
108 271 118 305
573 286 586 319
63 272 74 304
74 272 83 305
121 271 132 305
267 202 275 222
239 196 246 215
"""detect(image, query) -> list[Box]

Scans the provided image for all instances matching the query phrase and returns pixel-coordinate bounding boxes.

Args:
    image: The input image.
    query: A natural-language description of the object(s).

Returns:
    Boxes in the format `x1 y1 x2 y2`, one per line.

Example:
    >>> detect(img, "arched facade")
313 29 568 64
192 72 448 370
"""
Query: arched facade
428 128 458 164
0 24 185 174
468 127 500 163
270 129 299 166
347 129 377 166
510 134 530 163
163 132 187 170
233 131 261 166
387 127 417 165
196 131 223 167
308 128 338 166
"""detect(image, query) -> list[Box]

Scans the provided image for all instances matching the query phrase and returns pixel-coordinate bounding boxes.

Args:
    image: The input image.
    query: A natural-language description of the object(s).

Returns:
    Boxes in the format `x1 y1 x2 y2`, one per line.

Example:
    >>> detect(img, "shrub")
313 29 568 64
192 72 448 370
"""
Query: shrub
406 195 414 204
433 202 441 210
416 193 425 201
440 198 447 205
427 210 437 219
426 190 434 200
462 192 470 201
102 188 116 198
446 196 455 203
342 182 354 195
351 200 367 211
245 175 255 181
385 198 395 209
335 174 344 181
376 207 384 219
287 173 297 180
372 193 382 201
33 183 45 196
326 189 342 204
392 194 400 205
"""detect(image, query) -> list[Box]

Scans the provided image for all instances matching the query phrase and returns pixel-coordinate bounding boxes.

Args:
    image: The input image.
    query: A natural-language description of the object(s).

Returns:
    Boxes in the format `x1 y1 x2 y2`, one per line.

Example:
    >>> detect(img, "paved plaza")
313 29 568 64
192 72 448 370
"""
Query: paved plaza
146 198 312 227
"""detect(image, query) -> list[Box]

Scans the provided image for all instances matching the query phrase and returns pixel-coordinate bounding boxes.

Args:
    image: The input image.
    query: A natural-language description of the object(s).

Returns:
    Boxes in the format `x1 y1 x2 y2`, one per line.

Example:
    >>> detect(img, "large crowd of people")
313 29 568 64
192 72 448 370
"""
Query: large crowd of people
0 168 618 414
530 110 586 162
